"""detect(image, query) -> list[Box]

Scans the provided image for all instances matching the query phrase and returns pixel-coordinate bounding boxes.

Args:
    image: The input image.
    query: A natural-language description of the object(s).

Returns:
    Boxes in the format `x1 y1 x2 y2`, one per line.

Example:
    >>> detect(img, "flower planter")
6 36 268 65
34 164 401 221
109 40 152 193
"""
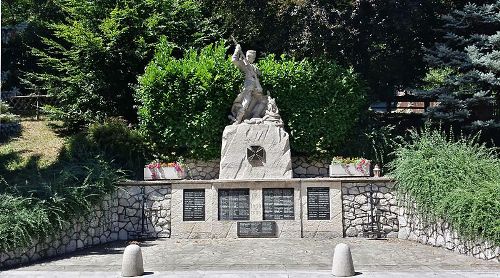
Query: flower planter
329 162 370 177
144 166 186 180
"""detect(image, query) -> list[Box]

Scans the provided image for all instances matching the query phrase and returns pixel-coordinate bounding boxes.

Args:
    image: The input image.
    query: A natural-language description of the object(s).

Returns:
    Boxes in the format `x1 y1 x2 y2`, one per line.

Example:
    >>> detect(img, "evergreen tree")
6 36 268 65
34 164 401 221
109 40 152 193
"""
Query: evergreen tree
422 1 500 132
202 0 450 104
24 0 212 131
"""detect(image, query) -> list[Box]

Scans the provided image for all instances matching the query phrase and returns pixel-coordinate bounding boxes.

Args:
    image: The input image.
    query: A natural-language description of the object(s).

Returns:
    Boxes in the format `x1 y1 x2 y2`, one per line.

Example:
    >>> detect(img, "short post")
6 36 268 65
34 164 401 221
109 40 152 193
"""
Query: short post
121 243 144 277
36 94 40 120
332 243 355 277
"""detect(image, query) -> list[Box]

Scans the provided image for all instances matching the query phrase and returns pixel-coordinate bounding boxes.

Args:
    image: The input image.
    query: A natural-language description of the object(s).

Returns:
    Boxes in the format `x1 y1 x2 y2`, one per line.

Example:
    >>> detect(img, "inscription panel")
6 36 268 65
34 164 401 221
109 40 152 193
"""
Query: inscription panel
307 187 330 220
183 189 205 221
263 188 294 220
218 189 250 220
237 221 277 238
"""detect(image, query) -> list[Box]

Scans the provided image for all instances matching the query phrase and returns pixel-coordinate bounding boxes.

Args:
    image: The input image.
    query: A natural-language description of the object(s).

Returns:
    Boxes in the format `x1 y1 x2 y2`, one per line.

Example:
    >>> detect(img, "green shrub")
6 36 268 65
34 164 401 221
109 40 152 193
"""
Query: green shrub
0 101 11 114
88 118 147 179
440 180 500 244
0 195 52 250
135 39 241 160
0 101 21 141
0 113 20 124
389 126 500 244
258 55 367 155
0 101 19 124
0 120 126 250
136 39 367 159
57 118 147 179
0 157 121 251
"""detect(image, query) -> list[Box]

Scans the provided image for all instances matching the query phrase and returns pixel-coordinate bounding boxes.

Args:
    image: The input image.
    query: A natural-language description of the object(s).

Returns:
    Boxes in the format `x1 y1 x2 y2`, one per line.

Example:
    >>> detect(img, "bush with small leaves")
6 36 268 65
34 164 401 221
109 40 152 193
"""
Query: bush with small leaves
136 39 367 160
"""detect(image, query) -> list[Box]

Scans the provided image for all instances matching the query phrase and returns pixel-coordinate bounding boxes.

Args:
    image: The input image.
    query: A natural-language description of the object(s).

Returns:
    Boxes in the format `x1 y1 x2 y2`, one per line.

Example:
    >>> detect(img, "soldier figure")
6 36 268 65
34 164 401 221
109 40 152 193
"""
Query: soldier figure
229 44 267 124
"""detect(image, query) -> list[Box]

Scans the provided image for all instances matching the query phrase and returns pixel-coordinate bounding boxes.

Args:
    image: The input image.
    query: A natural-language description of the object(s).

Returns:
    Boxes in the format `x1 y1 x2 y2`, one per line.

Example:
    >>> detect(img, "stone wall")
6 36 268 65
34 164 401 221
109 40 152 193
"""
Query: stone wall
398 205 499 262
292 157 330 178
342 182 398 238
182 157 331 180
3 178 497 268
116 185 172 239
184 159 220 180
1 195 118 268
1 185 172 269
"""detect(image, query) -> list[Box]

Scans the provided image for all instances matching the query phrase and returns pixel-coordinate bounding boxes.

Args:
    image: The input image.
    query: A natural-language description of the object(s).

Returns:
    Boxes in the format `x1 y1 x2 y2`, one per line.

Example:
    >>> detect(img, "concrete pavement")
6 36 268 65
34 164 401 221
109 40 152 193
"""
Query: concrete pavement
1 238 499 277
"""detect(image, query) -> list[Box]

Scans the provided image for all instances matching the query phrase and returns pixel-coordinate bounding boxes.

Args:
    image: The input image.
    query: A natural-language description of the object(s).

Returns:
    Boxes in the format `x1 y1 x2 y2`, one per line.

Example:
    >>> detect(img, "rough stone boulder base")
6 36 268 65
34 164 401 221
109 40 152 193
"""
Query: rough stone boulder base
219 123 292 179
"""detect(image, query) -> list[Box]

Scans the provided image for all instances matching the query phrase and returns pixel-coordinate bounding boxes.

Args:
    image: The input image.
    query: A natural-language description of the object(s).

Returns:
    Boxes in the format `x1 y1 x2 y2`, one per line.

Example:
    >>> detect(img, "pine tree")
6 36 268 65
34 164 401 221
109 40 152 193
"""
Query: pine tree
423 1 500 131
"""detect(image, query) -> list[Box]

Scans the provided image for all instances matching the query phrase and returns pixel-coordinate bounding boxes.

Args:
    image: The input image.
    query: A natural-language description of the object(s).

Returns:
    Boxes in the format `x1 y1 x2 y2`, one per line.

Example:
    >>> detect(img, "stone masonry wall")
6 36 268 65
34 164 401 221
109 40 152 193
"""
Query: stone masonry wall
292 157 330 178
398 204 499 262
3 178 497 268
342 182 399 238
184 159 220 180
1 194 119 268
116 185 171 239
1 185 172 269
182 157 331 180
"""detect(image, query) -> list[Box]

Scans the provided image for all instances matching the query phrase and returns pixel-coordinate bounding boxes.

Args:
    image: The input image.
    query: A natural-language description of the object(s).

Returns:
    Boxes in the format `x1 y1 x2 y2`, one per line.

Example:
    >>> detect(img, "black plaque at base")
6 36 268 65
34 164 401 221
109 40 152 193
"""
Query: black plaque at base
237 221 277 238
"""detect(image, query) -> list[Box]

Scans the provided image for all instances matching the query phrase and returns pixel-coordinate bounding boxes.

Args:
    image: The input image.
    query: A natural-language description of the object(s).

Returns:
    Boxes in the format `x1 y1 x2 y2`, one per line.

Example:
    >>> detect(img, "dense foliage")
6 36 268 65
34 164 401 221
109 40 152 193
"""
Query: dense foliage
0 101 19 124
0 144 123 251
258 54 367 156
389 126 500 244
85 118 147 179
202 0 450 103
6 0 471 131
135 40 238 160
421 2 500 131
136 40 366 159
24 0 211 131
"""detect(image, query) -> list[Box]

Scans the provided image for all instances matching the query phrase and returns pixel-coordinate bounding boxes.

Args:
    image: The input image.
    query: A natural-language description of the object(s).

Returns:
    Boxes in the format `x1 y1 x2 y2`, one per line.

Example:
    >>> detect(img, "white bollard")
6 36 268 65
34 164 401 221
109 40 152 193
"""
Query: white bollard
332 243 355 277
122 243 144 277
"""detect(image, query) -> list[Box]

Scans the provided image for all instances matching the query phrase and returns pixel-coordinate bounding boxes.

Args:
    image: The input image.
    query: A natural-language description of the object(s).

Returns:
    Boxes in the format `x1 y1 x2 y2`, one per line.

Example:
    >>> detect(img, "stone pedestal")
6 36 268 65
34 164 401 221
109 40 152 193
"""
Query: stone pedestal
219 123 292 179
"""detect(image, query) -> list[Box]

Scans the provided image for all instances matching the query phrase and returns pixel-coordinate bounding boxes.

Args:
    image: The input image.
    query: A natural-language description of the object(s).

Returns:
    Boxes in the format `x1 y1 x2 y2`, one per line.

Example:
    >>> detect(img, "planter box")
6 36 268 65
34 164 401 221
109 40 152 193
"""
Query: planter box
144 167 186 180
329 162 370 177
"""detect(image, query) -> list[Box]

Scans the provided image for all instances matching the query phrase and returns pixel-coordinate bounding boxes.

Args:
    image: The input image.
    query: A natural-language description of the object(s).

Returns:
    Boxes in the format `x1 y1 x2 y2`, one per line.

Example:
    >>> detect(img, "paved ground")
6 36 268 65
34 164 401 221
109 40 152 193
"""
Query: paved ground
1 238 499 277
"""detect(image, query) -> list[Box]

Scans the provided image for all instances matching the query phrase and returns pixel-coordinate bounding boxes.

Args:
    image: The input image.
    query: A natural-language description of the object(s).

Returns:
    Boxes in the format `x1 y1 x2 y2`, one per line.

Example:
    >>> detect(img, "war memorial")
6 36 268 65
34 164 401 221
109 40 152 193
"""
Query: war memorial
1 43 499 277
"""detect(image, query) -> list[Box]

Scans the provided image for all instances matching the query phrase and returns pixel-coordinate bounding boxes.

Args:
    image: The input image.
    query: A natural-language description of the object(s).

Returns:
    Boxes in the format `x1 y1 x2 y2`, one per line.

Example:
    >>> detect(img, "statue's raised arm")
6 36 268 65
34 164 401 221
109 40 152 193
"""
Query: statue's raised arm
232 44 247 70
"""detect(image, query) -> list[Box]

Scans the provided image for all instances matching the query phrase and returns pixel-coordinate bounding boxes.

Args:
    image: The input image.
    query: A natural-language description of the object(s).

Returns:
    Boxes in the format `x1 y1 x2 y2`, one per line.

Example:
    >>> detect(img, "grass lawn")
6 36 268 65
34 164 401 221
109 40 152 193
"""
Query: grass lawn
0 119 64 169
0 119 65 185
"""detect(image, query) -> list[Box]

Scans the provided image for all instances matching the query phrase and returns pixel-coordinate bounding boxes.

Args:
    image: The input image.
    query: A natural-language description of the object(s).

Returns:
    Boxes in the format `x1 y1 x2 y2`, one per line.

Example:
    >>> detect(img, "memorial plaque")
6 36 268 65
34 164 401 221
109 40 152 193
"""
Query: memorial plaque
237 221 277 238
218 189 250 220
307 187 330 220
263 188 294 220
183 189 205 221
